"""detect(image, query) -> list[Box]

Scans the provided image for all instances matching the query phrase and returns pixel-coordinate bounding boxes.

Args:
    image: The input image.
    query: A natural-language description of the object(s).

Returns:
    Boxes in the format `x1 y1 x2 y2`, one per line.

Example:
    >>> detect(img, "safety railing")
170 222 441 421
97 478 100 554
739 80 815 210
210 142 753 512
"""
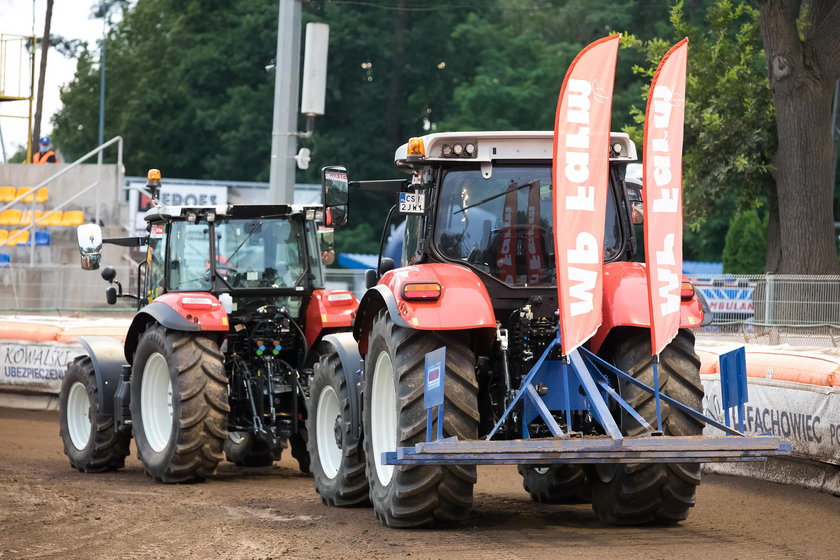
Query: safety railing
689 274 840 347
0 136 124 264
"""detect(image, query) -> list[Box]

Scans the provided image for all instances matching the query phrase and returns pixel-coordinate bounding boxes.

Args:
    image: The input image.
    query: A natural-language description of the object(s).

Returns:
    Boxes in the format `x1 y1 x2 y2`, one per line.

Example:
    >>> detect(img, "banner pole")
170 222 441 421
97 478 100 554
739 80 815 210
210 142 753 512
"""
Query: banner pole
652 354 663 432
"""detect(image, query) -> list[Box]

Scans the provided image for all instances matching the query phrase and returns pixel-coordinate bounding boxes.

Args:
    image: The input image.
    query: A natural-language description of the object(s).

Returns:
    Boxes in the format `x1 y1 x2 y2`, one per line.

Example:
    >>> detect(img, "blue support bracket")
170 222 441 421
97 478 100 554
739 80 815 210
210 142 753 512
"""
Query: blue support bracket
718 347 749 433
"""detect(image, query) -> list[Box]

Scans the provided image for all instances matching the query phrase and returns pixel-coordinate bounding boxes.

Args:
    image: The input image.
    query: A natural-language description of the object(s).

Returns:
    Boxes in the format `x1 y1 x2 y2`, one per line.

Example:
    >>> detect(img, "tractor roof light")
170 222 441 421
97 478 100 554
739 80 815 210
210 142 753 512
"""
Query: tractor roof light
402 282 442 301
407 137 426 158
147 169 161 182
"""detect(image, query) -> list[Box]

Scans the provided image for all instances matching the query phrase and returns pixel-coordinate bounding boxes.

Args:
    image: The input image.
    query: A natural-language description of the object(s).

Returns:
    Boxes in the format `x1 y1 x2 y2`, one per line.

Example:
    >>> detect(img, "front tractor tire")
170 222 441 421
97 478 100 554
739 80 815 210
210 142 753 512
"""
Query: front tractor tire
130 325 229 483
363 310 480 528
307 350 369 506
59 356 130 472
590 328 704 525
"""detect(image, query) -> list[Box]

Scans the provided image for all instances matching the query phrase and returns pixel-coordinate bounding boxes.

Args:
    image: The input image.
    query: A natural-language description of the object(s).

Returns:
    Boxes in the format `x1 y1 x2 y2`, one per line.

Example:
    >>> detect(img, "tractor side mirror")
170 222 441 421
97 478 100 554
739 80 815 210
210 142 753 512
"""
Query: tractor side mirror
625 179 644 225
321 166 349 228
77 223 103 270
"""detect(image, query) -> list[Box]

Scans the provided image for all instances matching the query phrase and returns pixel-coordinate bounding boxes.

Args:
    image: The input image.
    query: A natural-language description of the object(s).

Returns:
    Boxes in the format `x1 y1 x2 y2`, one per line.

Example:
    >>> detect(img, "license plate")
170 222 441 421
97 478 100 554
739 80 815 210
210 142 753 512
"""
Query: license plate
399 192 425 214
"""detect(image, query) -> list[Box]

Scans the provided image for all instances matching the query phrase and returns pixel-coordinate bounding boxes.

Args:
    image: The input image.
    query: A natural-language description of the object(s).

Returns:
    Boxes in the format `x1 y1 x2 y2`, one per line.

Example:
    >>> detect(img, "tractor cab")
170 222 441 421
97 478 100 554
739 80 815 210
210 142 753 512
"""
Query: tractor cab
77 171 328 324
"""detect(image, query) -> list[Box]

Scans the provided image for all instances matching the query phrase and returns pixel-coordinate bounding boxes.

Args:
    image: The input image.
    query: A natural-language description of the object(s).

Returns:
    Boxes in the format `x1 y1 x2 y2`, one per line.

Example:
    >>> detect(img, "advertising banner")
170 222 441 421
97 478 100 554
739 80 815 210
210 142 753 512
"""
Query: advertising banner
128 182 228 236
0 341 84 394
702 376 840 466
552 34 620 355
643 39 688 355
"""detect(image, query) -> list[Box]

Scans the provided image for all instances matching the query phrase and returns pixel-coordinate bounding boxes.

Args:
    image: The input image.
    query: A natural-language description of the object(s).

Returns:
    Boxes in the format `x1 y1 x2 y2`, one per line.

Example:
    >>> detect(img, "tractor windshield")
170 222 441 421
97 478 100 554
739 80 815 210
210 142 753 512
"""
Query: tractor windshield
434 165 622 287
167 218 306 291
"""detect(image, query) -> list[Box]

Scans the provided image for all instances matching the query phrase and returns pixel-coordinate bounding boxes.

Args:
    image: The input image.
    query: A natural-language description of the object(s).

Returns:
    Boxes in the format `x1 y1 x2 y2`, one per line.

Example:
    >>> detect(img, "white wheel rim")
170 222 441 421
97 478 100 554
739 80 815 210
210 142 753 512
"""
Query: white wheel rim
141 352 174 453
371 351 397 486
67 381 91 450
316 385 342 479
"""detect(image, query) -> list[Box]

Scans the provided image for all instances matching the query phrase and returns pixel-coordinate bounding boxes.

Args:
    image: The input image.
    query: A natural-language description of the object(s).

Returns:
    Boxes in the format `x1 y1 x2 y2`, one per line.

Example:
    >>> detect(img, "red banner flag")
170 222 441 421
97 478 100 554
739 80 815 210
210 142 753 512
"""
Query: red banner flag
643 38 688 355
553 34 620 356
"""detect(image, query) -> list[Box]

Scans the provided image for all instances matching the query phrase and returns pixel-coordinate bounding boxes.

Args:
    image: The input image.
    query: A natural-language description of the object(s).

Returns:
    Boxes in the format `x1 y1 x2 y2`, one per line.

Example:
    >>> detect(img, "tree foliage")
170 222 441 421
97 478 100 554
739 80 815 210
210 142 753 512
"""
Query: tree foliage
623 1 775 261
722 209 766 273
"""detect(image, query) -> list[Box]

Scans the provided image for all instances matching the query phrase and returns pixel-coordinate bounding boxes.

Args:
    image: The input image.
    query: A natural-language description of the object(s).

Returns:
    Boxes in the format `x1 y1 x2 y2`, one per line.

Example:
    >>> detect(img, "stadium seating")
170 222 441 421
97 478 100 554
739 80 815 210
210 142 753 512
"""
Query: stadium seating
60 210 85 227
36 210 62 226
6 230 30 246
0 209 22 226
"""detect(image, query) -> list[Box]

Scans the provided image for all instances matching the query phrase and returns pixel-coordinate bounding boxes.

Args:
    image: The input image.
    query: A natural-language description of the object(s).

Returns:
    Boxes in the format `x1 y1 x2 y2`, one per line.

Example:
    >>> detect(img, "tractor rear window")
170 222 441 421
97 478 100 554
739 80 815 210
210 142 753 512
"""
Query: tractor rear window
166 218 306 291
434 166 622 287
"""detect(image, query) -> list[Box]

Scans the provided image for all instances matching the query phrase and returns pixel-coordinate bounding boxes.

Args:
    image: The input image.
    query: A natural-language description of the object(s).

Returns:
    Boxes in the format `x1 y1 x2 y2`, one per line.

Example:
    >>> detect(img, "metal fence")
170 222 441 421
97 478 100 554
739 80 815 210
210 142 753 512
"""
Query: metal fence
2 265 838 348
689 274 840 347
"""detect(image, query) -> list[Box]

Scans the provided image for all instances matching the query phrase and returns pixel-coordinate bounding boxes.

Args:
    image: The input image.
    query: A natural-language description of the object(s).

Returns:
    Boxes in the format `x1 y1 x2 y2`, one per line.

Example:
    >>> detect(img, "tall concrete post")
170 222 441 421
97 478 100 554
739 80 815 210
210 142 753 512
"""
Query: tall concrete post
268 0 302 204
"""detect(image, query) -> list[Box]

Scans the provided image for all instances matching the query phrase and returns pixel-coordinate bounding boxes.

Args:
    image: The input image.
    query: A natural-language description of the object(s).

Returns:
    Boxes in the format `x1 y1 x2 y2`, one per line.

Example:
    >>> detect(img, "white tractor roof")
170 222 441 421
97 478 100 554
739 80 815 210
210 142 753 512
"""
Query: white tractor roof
394 130 637 165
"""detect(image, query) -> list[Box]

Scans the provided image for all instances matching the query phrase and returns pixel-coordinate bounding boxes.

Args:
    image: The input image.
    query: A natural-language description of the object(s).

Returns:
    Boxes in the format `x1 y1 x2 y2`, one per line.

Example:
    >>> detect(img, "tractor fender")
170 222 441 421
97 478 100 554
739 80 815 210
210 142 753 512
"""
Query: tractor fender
123 293 229 363
77 336 128 417
304 289 358 349
319 332 363 441
590 261 706 353
352 263 496 354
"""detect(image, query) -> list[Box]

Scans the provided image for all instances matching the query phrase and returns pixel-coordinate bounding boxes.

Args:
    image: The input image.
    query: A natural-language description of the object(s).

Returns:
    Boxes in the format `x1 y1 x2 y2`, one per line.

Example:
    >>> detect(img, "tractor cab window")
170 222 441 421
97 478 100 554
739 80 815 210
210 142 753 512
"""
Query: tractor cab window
433 166 622 287
215 218 306 289
146 232 167 302
167 221 213 291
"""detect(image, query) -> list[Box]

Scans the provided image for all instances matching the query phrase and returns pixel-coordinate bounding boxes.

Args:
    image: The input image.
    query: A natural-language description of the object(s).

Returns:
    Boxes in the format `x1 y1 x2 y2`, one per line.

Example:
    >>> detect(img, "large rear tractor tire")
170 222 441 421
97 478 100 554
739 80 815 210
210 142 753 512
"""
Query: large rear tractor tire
130 325 229 483
518 464 589 504
59 356 130 472
307 349 369 506
363 310 480 528
590 328 704 525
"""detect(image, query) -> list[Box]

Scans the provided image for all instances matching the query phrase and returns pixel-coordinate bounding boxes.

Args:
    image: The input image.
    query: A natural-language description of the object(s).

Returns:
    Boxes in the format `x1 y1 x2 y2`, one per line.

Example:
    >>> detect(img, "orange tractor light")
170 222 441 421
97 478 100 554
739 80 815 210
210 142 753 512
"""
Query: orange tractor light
147 169 162 182
402 282 442 300
407 137 426 158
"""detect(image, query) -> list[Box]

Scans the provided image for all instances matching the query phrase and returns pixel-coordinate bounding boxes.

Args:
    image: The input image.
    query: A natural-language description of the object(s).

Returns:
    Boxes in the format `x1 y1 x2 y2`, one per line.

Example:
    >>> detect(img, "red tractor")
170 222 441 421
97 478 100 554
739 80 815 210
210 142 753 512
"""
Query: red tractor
59 170 359 482
307 131 735 527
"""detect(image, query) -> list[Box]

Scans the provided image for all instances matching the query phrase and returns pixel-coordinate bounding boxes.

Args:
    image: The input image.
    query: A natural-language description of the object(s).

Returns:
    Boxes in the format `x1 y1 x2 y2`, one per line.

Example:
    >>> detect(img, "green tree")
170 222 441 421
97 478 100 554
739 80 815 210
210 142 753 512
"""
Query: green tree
623 1 775 266
722 209 767 273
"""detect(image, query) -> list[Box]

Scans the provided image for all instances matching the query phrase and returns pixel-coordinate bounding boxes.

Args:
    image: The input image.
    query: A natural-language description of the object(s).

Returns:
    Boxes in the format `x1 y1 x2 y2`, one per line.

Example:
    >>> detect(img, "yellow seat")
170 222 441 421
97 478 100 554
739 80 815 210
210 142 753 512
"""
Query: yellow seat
16 187 35 203
36 210 63 226
0 229 8 243
0 209 22 226
60 210 85 227
35 187 48 204
19 210 42 226
0 187 15 202
6 229 29 246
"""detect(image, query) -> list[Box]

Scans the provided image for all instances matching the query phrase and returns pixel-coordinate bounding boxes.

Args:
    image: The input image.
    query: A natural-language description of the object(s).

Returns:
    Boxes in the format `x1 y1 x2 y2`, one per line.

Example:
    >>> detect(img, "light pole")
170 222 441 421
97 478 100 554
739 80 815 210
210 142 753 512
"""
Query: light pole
268 0 302 204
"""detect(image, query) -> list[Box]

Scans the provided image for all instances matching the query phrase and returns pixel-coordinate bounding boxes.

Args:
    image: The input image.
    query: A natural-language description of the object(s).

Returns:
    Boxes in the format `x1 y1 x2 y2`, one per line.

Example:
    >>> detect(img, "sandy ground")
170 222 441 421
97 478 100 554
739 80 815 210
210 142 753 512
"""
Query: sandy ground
0 407 838 560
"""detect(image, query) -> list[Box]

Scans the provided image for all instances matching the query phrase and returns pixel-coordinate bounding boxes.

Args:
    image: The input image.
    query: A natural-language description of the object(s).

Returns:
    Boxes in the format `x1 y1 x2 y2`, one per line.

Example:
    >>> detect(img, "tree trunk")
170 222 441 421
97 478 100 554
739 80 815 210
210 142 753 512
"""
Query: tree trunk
32 0 54 152
758 0 840 274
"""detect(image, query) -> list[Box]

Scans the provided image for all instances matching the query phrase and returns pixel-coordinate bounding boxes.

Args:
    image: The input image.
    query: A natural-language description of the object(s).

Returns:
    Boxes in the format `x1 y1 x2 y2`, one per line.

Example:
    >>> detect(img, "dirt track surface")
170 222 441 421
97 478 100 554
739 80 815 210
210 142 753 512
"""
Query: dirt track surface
1 408 838 560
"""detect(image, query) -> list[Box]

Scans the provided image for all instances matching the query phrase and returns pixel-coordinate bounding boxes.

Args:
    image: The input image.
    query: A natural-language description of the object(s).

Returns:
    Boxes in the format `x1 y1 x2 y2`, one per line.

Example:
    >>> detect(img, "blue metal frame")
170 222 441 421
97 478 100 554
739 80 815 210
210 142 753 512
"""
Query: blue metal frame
392 333 785 466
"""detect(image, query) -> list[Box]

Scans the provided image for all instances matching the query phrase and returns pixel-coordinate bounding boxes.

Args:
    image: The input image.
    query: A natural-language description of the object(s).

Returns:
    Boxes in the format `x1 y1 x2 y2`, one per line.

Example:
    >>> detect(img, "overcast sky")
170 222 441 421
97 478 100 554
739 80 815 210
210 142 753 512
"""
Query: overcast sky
0 0 102 159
